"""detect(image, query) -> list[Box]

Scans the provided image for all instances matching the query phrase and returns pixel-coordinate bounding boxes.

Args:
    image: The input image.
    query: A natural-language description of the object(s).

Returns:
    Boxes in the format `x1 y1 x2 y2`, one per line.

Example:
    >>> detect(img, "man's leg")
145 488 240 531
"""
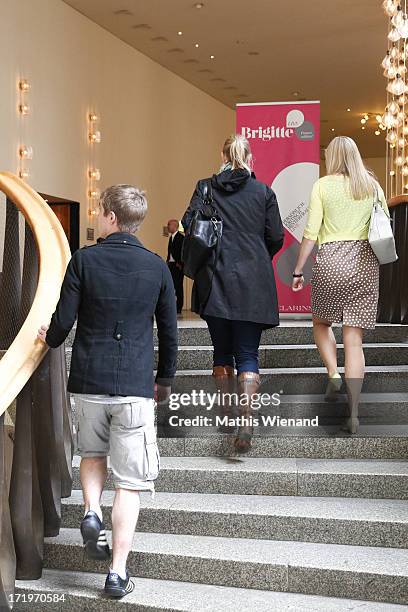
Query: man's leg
168 263 178 310
106 400 157 595
110 487 141 577
80 456 108 521
76 397 111 560
176 271 184 313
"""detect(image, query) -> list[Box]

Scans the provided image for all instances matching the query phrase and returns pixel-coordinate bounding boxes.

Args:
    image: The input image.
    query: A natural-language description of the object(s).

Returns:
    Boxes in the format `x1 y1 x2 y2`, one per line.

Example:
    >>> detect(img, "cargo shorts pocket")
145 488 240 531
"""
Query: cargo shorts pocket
110 408 160 485
144 427 160 481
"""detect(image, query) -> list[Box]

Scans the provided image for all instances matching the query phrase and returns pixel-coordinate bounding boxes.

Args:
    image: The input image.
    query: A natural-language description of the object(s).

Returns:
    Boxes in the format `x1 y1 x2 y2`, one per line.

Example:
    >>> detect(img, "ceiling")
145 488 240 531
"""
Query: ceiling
64 0 389 158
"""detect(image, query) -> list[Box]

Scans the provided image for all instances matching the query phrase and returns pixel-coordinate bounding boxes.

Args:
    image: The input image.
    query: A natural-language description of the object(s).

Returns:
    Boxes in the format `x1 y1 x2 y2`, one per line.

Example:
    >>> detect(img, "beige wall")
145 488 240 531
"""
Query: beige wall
0 0 234 257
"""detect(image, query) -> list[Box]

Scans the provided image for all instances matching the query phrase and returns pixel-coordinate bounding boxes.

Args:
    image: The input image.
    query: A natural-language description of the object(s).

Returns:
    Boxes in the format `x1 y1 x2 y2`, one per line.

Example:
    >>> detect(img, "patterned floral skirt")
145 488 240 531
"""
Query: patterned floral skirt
311 239 379 329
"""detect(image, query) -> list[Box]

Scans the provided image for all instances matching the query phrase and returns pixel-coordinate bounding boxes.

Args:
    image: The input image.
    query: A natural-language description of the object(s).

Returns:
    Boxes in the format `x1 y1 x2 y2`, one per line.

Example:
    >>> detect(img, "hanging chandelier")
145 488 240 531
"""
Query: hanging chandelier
382 0 408 197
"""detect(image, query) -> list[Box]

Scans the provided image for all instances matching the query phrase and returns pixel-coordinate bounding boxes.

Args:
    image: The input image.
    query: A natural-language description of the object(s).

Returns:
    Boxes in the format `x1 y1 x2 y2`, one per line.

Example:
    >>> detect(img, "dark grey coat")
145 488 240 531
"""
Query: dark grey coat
46 232 178 397
181 169 284 328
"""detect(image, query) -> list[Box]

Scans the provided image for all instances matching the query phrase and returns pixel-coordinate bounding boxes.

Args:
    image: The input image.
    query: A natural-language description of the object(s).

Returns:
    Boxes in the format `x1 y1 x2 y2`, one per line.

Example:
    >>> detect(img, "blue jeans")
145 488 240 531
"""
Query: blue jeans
205 316 264 375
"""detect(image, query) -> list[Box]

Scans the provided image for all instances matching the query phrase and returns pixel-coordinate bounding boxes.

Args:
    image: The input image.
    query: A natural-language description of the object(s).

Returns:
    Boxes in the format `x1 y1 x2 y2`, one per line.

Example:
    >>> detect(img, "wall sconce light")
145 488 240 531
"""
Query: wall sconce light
17 77 32 181
88 168 101 180
18 103 30 116
19 145 33 160
87 110 102 223
89 130 101 143
19 79 30 92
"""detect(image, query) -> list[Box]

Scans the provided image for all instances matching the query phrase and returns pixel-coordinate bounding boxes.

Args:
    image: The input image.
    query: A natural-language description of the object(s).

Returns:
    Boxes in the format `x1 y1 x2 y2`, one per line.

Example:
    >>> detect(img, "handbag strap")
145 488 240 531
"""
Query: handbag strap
372 183 392 220
202 180 213 205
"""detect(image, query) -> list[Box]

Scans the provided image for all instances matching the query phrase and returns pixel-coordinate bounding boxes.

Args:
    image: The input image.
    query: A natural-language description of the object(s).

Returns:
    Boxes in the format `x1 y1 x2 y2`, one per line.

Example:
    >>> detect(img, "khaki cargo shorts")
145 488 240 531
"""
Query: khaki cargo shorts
74 395 160 492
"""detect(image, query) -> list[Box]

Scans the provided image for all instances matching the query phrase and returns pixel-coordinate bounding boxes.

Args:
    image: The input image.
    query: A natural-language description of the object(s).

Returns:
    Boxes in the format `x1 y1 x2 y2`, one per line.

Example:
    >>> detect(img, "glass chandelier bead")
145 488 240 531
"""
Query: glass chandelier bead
397 18 408 37
388 100 400 114
398 62 407 74
389 27 402 42
382 112 397 127
384 64 398 78
390 45 399 59
382 51 392 68
383 0 398 17
392 5 404 27
386 129 398 143
387 74 408 94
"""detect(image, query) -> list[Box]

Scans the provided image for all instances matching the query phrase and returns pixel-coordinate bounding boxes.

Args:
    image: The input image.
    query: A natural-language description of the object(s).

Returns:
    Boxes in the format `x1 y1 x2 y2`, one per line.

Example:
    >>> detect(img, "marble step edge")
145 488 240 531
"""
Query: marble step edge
72 435 408 459
61 489 408 548
71 455 408 499
15 568 406 612
43 529 408 605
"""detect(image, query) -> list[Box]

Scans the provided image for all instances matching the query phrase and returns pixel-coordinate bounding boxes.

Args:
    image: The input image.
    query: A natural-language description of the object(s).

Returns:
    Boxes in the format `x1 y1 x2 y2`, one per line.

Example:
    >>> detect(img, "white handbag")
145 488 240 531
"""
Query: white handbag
368 188 398 265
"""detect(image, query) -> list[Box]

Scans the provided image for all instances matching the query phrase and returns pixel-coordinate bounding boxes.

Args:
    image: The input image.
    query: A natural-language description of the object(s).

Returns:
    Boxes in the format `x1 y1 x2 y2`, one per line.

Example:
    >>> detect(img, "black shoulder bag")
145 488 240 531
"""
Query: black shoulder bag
181 180 223 280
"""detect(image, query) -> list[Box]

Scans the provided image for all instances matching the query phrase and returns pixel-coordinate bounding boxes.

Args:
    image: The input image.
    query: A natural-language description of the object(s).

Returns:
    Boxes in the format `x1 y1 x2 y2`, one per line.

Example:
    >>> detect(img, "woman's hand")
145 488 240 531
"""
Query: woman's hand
292 237 316 292
292 275 304 291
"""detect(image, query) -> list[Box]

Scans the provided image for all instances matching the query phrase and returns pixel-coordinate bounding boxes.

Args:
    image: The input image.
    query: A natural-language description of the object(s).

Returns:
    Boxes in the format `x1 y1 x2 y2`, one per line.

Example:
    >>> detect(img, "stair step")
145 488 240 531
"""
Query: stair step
61 489 408 548
15 568 407 611
124 434 408 459
71 455 408 499
43 529 408 604
275 392 408 423
70 391 408 425
65 343 408 369
154 398 408 426
169 367 408 393
66 322 408 348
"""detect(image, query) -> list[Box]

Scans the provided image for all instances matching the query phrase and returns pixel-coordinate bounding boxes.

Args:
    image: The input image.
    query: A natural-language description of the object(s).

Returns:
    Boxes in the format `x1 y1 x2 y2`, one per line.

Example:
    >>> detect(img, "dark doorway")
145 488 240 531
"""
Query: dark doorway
39 193 80 253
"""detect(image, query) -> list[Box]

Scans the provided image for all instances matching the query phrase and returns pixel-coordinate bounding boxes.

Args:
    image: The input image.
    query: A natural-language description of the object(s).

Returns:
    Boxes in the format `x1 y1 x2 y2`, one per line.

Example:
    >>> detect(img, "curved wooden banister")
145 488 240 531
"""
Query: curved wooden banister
0 172 71 416
387 194 408 208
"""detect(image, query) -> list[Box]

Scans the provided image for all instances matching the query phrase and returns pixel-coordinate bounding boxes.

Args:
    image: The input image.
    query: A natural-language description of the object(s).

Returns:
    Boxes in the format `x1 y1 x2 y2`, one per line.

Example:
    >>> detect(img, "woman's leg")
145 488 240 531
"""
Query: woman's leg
342 325 364 433
205 316 234 369
205 317 235 430
232 321 263 453
343 325 365 378
232 321 263 375
312 316 338 376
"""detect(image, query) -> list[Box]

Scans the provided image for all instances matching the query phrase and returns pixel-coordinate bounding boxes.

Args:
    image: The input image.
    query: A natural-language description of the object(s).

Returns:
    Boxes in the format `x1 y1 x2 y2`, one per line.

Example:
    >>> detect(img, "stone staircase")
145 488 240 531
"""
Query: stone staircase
15 320 408 610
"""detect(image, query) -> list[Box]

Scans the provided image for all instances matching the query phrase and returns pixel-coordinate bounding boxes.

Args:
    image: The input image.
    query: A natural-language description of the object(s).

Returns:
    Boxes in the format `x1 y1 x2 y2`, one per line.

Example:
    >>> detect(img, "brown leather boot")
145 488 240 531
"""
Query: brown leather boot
212 366 236 432
234 371 260 453
212 366 228 378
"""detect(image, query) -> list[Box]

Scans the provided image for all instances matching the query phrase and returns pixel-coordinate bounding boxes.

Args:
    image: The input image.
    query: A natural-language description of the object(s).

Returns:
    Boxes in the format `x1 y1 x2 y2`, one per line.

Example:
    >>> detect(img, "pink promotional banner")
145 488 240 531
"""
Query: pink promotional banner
236 101 320 314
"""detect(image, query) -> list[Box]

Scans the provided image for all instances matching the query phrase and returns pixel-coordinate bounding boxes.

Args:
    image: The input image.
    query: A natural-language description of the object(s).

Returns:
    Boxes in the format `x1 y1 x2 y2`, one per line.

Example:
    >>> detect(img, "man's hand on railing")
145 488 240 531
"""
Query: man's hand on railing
37 324 49 342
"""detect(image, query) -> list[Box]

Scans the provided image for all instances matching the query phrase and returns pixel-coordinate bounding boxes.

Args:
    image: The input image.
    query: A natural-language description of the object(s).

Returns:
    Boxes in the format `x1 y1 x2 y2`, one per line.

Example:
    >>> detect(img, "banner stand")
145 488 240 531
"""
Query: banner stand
236 101 320 315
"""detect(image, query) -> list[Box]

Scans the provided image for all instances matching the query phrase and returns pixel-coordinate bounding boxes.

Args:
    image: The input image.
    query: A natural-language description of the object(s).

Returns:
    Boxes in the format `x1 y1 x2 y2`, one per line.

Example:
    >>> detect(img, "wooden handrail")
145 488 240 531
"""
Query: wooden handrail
387 194 408 207
0 172 70 416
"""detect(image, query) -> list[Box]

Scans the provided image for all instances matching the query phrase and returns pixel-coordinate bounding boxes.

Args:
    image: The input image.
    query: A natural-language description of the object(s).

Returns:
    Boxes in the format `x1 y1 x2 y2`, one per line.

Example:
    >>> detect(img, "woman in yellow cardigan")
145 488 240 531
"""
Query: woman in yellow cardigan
292 136 389 434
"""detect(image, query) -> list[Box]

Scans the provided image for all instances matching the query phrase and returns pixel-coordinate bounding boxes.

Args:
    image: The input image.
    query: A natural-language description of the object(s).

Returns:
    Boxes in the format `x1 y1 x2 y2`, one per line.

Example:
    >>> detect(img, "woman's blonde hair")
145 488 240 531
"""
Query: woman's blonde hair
222 134 252 174
325 136 378 200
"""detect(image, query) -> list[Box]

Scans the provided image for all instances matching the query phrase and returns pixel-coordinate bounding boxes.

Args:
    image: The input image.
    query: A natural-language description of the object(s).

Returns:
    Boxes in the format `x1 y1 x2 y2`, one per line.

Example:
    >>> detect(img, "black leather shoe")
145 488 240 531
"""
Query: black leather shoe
104 570 135 598
80 510 110 561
